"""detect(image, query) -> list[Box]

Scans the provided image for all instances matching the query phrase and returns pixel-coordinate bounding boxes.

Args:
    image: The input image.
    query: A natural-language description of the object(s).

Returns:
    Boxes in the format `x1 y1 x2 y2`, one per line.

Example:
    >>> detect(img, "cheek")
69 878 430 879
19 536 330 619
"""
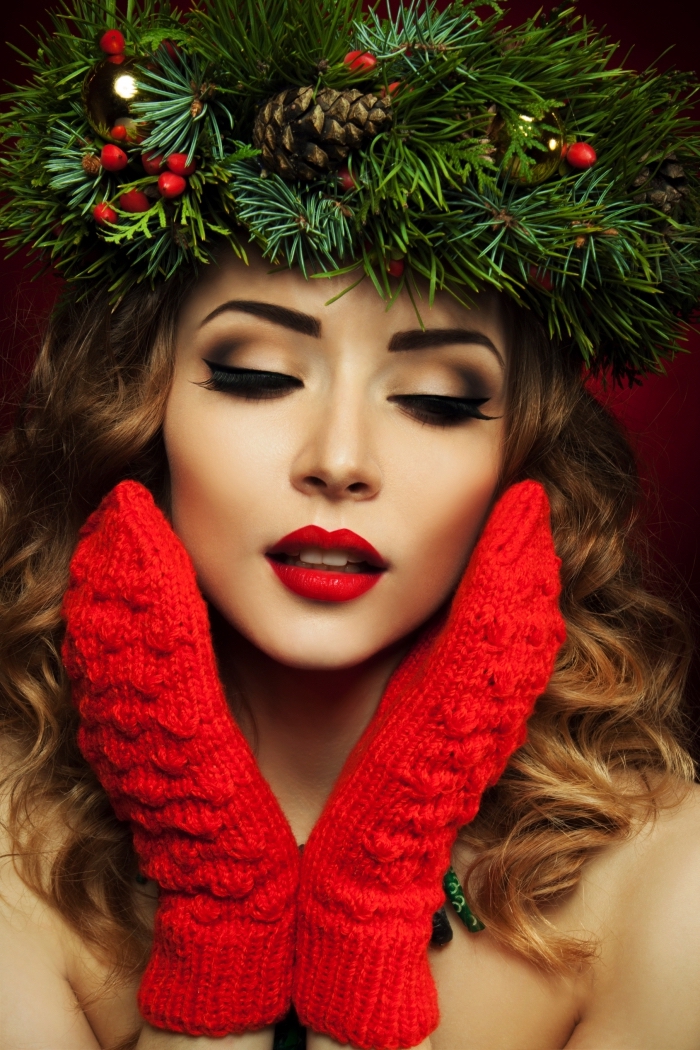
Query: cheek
380 425 503 617
162 386 285 559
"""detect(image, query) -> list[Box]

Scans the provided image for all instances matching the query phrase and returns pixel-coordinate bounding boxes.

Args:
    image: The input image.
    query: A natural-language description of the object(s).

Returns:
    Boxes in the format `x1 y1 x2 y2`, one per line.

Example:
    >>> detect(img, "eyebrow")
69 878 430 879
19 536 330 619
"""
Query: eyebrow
389 328 504 367
198 301 503 366
198 299 321 337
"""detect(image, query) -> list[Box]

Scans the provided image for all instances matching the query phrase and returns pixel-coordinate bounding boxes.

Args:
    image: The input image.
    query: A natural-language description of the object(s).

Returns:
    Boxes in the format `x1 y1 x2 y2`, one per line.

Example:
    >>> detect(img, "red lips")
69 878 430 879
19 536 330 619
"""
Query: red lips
267 525 386 602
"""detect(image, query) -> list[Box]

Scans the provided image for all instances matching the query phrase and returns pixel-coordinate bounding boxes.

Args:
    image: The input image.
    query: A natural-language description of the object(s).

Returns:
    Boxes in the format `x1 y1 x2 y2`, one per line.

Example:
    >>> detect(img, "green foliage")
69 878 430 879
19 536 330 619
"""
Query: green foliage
45 113 112 211
0 0 699 377
230 160 355 275
135 47 233 162
191 0 366 100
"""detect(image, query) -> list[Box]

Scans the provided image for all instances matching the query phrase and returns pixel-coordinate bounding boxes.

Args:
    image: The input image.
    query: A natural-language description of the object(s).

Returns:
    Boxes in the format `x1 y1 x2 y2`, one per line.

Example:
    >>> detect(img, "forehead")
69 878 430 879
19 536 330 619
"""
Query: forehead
178 245 507 352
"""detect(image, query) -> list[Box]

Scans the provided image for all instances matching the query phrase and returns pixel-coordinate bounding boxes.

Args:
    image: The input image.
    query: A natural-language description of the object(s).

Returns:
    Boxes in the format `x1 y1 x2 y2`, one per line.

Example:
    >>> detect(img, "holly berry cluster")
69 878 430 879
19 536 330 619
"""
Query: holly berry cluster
88 27 198 226
93 151 196 224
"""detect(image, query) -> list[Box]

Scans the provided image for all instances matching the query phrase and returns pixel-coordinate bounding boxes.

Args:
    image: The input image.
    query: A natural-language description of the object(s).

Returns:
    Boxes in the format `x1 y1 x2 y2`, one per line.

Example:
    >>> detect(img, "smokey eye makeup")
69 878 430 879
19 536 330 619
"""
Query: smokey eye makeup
200 358 499 426
388 394 496 426
388 358 500 426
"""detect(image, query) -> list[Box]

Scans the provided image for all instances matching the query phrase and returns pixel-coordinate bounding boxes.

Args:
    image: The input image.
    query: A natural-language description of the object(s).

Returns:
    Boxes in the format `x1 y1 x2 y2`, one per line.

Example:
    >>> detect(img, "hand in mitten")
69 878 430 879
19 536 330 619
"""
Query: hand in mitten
62 481 300 1037
292 481 566 1050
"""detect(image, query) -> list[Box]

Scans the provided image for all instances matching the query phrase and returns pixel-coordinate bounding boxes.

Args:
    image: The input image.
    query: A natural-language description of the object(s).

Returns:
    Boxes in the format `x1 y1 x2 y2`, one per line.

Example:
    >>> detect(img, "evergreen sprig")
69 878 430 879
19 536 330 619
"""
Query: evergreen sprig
0 0 698 377
135 47 233 162
45 113 111 211
230 160 355 275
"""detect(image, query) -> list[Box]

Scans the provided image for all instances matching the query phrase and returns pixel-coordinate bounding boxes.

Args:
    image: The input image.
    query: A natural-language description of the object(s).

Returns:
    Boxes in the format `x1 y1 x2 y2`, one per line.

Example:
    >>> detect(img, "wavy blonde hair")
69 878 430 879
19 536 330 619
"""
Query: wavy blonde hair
0 277 695 997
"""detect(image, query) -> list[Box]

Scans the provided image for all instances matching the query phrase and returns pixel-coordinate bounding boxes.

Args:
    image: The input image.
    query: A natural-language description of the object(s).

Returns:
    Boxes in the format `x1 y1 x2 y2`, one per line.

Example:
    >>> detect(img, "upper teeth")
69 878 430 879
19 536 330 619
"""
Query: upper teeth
298 548 365 567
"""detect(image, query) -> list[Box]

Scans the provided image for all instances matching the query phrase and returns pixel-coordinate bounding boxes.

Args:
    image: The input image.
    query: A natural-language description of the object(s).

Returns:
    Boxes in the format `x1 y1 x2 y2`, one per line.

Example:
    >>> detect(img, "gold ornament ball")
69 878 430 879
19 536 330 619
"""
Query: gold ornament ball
490 111 565 185
82 57 143 143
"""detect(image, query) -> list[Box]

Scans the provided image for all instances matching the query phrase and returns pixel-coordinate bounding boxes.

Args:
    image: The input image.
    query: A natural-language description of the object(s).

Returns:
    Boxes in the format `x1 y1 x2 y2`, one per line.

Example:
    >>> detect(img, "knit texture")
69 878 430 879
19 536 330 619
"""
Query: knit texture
62 478 564 1045
292 481 566 1049
62 481 301 1036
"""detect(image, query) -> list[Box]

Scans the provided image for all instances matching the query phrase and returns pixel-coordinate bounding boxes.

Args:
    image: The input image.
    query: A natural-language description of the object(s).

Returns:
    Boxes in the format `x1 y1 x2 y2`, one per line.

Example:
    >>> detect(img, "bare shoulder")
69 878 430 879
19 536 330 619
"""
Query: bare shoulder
562 781 700 1049
431 785 700 1050
564 780 700 933
0 736 139 1049
0 738 99 1048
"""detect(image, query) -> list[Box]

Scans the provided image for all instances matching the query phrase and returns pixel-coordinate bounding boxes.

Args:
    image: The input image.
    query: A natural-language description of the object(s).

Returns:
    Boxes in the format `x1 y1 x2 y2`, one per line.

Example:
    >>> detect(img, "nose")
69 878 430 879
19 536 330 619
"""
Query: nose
290 393 382 502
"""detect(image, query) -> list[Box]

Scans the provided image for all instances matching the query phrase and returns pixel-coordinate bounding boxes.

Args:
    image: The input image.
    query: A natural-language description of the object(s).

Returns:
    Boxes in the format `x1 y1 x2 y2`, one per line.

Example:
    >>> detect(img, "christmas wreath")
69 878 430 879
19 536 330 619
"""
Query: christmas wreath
0 0 699 379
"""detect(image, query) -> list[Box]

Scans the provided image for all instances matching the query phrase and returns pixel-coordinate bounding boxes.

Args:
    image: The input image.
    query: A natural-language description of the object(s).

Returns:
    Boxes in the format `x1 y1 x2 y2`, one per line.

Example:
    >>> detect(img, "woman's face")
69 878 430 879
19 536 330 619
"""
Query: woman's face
164 249 508 669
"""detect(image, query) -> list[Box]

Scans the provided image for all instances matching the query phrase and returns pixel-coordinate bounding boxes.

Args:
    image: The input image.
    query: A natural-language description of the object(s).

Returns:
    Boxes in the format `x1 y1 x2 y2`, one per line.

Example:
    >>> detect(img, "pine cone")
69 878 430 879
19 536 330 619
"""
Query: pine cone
252 86 392 181
632 153 688 215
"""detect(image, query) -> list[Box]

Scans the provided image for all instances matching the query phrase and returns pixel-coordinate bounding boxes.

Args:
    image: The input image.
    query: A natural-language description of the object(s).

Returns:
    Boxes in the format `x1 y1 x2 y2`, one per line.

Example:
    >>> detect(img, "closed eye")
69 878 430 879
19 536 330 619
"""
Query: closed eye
389 394 497 426
200 360 303 400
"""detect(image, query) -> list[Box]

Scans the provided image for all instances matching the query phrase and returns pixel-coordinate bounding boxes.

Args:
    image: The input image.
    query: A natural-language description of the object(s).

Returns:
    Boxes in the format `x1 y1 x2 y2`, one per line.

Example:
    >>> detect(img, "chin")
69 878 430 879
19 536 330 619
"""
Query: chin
245 622 393 670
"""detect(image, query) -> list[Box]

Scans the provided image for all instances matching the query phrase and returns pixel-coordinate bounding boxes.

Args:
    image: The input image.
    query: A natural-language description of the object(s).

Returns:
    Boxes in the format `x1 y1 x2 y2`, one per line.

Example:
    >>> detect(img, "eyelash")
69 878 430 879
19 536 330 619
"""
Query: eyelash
202 361 495 425
201 361 302 399
388 394 494 425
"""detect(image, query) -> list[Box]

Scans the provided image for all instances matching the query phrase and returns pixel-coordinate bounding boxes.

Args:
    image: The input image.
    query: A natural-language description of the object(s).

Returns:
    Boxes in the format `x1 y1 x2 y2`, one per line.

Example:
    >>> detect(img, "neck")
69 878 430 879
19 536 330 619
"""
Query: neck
210 608 409 844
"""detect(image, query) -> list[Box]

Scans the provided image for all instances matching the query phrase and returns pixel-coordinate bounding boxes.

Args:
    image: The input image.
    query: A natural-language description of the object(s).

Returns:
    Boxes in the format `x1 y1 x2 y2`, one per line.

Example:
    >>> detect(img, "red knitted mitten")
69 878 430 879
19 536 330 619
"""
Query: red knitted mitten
62 481 300 1037
292 481 566 1049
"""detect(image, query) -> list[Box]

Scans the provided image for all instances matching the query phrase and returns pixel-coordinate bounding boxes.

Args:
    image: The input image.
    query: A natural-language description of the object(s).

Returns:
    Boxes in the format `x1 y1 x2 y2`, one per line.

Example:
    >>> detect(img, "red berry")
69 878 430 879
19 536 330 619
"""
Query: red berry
387 258 405 277
566 141 597 170
100 144 128 172
99 29 125 55
107 54 125 65
160 40 180 62
119 190 151 213
93 203 117 226
380 81 401 98
338 165 357 192
166 153 197 177
528 264 553 292
158 172 187 198
110 125 127 141
142 152 165 175
343 50 377 73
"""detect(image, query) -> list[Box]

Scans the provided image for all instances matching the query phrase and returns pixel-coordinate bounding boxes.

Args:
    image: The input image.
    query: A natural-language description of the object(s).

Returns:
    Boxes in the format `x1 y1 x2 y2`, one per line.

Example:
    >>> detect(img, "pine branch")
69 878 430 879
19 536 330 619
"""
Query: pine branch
0 0 698 377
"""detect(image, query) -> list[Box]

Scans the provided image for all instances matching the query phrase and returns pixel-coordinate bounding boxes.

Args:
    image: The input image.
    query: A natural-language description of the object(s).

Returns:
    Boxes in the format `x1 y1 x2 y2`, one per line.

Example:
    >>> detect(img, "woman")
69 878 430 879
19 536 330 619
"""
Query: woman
1 1 699 1048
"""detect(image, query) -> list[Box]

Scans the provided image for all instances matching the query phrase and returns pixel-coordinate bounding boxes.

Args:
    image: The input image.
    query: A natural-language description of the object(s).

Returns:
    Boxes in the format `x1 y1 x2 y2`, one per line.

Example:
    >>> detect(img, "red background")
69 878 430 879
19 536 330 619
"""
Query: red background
1 1 698 735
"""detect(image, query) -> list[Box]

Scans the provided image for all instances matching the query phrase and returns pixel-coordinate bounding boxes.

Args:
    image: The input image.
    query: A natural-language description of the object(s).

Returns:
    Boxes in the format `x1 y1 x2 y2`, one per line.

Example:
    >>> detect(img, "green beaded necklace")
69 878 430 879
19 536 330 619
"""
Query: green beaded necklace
443 865 485 934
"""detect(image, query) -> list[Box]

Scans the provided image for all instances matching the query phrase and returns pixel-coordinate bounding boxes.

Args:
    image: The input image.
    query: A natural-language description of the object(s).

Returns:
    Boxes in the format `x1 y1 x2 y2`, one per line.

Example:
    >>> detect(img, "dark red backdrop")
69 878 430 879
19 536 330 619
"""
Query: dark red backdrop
1 2 698 725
